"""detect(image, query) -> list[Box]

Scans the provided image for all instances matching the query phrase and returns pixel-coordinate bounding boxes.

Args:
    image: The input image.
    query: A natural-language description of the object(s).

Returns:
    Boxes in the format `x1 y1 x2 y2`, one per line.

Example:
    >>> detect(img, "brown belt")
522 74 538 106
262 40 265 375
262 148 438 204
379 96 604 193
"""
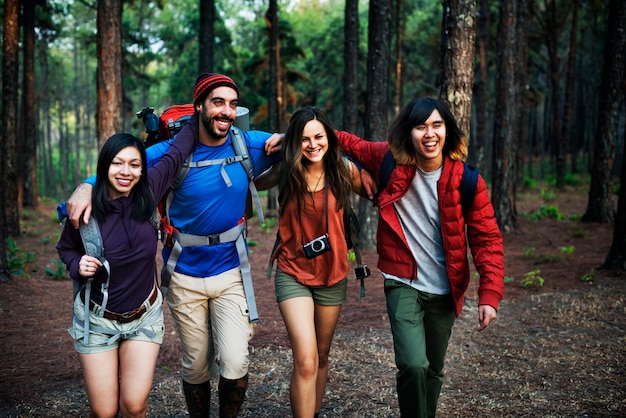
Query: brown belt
80 286 158 324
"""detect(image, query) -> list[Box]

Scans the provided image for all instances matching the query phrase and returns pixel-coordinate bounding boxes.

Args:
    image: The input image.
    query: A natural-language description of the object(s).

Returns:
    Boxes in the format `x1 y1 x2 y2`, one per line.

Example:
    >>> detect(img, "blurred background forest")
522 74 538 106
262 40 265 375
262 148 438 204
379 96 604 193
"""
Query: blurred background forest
1 0 625 279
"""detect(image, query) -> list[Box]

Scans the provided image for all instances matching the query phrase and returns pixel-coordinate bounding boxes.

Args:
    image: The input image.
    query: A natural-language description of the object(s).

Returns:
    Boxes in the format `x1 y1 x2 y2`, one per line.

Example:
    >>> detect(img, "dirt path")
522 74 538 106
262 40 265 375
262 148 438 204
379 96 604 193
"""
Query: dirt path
1 187 625 417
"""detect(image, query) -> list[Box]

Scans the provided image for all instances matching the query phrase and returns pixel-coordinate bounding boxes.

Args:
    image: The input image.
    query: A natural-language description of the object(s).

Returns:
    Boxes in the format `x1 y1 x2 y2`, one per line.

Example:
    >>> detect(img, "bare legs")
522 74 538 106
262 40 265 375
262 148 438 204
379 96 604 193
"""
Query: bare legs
79 340 160 418
279 297 341 418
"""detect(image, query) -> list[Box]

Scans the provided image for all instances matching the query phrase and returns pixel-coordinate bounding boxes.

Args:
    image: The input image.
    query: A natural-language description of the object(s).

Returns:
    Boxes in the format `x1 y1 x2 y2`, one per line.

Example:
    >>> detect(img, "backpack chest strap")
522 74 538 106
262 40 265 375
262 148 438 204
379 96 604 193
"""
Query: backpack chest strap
186 155 247 187
162 221 259 322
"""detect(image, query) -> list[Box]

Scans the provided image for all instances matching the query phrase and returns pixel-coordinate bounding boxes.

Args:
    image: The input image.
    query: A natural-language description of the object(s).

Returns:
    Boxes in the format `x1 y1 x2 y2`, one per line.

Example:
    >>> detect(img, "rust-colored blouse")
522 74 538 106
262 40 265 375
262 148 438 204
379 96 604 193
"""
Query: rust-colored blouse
274 187 348 287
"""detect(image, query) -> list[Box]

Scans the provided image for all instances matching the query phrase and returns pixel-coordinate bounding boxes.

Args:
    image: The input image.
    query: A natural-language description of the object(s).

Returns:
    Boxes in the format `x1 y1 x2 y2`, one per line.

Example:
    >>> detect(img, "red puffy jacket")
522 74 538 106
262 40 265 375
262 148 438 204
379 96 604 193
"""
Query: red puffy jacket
337 131 504 316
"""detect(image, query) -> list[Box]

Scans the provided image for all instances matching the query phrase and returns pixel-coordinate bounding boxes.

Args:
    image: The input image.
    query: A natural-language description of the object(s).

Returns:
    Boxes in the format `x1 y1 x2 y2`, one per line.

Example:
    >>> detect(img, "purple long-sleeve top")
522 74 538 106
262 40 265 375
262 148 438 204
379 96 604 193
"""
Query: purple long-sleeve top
56 129 195 313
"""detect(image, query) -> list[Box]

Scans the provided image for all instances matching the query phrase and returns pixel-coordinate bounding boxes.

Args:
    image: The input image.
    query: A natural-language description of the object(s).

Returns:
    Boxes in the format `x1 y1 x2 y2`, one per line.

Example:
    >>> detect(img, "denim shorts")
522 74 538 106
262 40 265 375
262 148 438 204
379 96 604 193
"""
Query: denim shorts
274 268 347 306
69 288 165 354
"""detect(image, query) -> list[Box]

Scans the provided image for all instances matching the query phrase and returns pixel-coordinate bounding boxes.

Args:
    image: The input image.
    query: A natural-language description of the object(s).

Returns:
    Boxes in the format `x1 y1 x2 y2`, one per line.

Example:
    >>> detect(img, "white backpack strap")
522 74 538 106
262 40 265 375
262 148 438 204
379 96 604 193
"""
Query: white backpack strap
230 127 264 223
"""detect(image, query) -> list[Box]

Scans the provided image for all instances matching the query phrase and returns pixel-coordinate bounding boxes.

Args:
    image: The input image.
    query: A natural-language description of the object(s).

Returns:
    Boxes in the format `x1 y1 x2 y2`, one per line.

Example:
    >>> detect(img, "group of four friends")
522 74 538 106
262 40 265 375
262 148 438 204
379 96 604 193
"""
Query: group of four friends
57 72 504 418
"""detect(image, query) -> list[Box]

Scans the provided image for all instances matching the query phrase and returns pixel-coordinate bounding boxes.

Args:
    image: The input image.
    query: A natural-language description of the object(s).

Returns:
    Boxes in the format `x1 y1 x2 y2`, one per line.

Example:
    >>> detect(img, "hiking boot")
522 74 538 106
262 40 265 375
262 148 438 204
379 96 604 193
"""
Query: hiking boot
218 373 248 417
182 380 211 418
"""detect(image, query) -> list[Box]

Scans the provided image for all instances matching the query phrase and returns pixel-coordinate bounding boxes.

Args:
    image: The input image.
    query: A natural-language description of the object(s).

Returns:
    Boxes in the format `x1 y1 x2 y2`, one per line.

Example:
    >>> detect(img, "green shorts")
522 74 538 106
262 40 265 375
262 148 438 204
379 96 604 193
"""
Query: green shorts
274 268 347 306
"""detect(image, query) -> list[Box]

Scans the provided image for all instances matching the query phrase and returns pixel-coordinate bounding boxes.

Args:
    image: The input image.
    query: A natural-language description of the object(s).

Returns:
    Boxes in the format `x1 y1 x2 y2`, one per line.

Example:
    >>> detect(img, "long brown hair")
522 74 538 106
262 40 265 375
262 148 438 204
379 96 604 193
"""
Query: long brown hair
278 106 352 213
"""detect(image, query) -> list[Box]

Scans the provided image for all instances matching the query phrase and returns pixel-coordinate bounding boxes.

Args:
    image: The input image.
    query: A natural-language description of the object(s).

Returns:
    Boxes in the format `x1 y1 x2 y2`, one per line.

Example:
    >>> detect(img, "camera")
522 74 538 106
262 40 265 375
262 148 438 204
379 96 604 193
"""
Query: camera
354 264 371 280
303 234 331 259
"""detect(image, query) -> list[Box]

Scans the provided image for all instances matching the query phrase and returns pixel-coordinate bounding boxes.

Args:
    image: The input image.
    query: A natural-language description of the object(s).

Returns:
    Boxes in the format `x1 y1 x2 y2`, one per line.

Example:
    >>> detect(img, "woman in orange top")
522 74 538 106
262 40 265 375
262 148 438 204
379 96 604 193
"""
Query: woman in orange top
271 106 362 418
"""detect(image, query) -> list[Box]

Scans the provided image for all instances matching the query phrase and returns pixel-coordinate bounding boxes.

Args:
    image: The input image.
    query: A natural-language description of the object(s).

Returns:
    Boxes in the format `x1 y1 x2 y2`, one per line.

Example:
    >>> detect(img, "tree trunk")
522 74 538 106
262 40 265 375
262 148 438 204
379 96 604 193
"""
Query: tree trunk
2 0 21 237
342 0 359 133
439 0 476 138
514 0 530 189
360 0 392 250
562 0 581 181
492 0 521 232
582 0 626 224
603 117 626 270
96 0 123 149
393 0 404 118
265 0 280 212
473 0 489 173
21 0 38 209
543 0 565 189
199 0 214 72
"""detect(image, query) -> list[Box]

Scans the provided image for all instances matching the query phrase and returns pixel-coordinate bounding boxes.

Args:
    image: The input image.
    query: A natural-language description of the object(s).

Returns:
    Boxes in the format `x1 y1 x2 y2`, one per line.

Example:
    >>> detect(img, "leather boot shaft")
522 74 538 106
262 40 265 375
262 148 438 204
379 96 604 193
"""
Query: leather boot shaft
218 373 249 418
182 380 211 418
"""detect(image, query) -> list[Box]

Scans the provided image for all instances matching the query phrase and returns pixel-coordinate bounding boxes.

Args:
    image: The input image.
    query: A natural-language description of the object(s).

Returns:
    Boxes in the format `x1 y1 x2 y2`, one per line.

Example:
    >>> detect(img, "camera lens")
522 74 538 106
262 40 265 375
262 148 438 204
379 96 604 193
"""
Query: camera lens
312 239 325 252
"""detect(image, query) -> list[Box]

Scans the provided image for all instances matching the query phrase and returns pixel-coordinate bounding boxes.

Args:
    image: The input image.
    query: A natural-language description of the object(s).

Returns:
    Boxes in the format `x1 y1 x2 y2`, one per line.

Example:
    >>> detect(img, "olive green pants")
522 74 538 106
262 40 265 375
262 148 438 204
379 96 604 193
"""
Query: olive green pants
384 279 456 418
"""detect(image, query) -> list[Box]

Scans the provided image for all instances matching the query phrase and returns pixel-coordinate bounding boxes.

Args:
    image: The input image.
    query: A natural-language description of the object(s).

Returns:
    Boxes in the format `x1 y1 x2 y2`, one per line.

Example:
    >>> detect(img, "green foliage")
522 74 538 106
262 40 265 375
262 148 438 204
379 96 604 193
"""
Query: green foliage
540 189 556 202
522 247 535 257
504 276 515 283
569 228 587 238
581 269 596 282
6 237 37 276
46 259 67 280
523 177 536 189
520 269 544 288
534 253 560 264
246 239 259 247
526 205 564 221
563 173 584 187
260 217 277 234
559 245 575 254
568 213 583 223
347 250 356 263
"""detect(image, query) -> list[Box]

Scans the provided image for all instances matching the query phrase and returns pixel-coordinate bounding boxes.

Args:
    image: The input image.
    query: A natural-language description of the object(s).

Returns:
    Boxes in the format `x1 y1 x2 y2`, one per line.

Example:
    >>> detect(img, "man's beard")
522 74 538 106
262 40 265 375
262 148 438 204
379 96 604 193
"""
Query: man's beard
201 113 233 140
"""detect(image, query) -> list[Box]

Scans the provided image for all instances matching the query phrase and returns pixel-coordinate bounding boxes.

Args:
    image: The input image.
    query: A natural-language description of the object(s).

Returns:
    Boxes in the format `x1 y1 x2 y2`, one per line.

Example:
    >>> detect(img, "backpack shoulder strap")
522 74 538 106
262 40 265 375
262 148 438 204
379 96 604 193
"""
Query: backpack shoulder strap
77 217 111 344
79 217 103 260
460 161 479 213
231 126 265 223
378 149 396 193
230 127 254 181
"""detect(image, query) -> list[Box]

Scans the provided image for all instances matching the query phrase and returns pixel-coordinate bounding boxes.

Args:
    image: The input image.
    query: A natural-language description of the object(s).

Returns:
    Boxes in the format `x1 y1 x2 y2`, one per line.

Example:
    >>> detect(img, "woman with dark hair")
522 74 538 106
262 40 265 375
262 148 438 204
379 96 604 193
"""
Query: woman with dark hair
57 131 194 418
336 97 504 417
269 106 363 418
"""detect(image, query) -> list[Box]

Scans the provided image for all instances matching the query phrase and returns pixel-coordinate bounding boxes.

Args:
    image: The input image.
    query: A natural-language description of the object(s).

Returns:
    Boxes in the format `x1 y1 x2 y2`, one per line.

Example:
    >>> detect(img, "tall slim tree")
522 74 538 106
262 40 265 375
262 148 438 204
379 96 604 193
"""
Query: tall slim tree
360 0 392 249
2 0 21 238
473 0 490 172
266 0 281 132
439 0 477 136
342 0 359 133
1 0 21 280
265 0 281 212
583 0 626 224
561 0 581 183
21 0 38 209
96 0 123 149
199 0 215 72
393 0 404 117
604 113 626 270
492 0 523 231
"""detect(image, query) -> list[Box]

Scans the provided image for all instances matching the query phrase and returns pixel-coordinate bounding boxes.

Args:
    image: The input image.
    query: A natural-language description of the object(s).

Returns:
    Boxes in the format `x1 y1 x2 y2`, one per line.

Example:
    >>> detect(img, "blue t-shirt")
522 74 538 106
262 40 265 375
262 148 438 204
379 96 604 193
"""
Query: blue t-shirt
148 129 279 278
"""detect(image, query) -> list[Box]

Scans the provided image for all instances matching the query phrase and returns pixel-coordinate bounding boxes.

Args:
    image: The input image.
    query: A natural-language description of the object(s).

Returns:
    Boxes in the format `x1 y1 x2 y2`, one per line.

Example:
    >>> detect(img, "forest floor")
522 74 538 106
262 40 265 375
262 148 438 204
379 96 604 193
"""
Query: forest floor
0 182 625 417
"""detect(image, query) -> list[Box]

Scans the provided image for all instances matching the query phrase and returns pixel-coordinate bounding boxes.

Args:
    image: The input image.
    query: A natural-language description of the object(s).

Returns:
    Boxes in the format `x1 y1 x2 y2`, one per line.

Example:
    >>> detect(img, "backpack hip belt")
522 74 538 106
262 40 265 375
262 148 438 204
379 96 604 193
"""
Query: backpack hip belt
162 220 259 322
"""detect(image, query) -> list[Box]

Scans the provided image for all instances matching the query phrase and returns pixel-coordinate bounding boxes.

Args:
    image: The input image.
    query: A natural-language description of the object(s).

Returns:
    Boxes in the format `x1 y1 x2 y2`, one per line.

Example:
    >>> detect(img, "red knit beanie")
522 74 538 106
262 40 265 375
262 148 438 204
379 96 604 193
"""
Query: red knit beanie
193 73 239 106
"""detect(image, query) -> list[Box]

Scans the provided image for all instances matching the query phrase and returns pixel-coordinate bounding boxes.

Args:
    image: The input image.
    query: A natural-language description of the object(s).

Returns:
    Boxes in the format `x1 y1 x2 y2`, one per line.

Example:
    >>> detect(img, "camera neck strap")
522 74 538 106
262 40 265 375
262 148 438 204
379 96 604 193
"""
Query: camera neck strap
298 184 329 246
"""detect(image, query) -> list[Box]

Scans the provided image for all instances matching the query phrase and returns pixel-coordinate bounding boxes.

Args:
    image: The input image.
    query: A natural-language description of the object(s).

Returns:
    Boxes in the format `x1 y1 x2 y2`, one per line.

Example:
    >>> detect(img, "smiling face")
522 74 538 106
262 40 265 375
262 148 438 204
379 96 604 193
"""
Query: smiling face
197 86 238 144
107 146 142 199
300 119 329 167
411 109 446 172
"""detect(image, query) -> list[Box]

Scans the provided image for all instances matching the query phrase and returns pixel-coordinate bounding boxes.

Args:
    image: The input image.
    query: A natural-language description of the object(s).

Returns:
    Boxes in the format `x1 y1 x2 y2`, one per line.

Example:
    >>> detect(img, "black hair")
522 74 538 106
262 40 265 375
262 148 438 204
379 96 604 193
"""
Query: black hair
91 133 155 223
388 97 468 164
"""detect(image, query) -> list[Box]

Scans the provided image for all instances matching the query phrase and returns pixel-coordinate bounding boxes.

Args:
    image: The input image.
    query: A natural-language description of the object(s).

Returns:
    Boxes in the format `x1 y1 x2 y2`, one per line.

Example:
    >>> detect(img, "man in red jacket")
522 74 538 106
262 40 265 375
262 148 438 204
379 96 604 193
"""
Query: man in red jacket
337 97 504 418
